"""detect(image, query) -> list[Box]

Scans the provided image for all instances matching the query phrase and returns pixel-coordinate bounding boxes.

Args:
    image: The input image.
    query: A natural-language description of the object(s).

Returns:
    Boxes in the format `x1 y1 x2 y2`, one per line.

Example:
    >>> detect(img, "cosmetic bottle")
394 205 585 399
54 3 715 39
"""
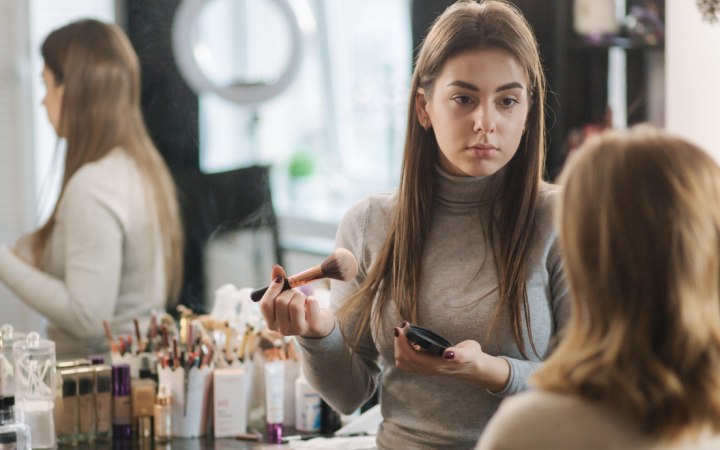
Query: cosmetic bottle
131 378 156 437
138 353 158 382
153 384 172 443
77 367 96 442
138 416 153 445
54 369 78 444
0 325 25 420
94 365 112 441
265 361 285 443
0 431 17 450
0 364 32 450
92 364 112 442
112 364 132 439
0 417 31 450
294 368 321 432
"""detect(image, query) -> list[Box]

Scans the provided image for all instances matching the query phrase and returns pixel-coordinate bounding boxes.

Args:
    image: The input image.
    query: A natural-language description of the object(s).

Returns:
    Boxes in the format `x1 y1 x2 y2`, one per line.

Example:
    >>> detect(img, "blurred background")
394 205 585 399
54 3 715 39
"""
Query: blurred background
1 0 718 334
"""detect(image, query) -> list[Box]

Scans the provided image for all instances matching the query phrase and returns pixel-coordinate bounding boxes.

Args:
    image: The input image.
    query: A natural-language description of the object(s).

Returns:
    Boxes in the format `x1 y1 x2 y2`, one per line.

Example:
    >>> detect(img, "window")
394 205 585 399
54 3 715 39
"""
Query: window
198 0 412 223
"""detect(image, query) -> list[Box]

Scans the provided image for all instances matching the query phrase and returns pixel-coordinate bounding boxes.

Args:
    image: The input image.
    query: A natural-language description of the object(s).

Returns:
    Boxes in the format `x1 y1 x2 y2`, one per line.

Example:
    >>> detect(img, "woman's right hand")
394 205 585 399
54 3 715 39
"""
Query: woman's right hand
258 265 336 338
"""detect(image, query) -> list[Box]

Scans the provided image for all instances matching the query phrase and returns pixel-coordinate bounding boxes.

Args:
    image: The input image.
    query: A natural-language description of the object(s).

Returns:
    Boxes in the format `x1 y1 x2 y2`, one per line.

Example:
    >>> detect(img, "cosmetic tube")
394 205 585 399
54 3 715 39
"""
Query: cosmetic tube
93 365 112 441
264 361 285 444
111 364 132 439
213 367 251 437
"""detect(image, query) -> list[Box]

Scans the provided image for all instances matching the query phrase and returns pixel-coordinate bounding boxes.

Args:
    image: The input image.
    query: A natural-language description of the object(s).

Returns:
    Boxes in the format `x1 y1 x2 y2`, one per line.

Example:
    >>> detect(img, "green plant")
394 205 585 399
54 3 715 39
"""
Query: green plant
288 151 315 179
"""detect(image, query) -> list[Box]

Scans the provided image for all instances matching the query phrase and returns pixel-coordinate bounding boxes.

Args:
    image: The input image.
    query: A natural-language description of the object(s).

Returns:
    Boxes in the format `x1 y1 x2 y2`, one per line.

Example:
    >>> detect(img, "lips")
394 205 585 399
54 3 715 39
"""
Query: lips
467 144 498 159
468 143 497 151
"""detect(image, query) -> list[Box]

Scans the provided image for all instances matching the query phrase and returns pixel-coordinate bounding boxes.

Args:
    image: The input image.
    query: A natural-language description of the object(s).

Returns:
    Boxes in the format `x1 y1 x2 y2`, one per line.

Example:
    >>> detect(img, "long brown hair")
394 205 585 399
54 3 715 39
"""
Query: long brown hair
337 0 547 357
534 126 720 440
34 19 184 306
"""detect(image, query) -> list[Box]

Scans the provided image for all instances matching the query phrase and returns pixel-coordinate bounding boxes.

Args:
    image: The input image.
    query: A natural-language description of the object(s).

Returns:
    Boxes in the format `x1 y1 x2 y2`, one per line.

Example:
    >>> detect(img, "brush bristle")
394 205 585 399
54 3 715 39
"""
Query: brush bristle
320 248 358 281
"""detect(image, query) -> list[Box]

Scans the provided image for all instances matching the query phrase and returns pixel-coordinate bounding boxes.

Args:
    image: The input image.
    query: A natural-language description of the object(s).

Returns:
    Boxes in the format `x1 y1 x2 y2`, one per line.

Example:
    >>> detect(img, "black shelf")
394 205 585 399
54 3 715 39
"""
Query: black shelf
567 35 664 51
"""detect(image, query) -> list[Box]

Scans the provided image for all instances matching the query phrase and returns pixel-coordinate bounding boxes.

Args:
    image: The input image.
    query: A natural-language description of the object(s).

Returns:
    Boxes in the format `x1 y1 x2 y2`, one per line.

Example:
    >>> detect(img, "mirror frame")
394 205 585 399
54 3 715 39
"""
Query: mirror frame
172 0 303 104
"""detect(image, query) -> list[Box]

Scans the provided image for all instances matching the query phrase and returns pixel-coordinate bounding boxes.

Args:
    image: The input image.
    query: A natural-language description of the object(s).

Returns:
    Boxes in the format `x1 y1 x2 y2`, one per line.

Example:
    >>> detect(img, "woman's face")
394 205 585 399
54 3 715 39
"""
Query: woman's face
416 49 530 177
42 65 64 136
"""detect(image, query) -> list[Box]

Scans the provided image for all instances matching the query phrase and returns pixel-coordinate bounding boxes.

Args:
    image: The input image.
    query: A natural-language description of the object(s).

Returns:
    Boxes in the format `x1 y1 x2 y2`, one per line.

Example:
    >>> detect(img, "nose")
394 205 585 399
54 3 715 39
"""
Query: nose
473 105 495 133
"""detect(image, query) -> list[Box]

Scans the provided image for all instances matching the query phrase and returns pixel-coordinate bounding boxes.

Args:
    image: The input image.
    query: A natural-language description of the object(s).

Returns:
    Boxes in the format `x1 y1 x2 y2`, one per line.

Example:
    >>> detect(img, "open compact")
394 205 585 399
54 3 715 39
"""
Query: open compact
404 324 454 356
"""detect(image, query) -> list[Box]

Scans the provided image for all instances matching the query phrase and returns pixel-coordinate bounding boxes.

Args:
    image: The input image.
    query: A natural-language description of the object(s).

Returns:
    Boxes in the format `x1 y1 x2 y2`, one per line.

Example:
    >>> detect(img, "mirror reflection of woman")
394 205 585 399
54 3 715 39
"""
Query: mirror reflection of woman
259 1 569 448
0 19 183 358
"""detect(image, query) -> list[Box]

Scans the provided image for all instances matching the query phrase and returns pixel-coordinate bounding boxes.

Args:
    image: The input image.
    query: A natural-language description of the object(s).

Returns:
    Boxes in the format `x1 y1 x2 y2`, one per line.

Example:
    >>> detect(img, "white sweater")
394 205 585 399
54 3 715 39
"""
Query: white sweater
0 149 165 358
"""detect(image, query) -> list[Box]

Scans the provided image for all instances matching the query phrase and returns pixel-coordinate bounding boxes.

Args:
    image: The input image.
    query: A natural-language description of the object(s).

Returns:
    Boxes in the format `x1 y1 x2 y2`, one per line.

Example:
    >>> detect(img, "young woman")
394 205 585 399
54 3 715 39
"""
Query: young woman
259 1 568 448
0 19 183 358
477 127 720 449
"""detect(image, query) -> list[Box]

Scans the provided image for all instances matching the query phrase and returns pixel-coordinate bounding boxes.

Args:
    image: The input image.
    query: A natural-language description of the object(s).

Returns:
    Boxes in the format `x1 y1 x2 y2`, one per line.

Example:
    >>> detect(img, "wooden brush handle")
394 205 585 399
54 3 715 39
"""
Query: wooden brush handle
251 278 292 302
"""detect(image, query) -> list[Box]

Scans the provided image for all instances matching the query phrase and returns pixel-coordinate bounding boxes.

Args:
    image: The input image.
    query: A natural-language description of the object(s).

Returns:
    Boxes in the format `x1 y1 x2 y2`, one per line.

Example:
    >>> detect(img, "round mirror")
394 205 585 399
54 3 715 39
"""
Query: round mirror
173 0 303 104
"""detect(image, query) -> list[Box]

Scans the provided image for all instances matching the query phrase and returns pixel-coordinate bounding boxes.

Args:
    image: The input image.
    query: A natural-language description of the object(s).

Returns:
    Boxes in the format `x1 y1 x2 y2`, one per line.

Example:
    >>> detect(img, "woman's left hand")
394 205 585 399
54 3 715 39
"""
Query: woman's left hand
393 321 510 391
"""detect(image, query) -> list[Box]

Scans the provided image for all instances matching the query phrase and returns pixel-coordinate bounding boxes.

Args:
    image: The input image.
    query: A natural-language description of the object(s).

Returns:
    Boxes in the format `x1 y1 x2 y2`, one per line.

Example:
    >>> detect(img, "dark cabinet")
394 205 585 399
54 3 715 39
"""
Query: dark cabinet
542 0 665 179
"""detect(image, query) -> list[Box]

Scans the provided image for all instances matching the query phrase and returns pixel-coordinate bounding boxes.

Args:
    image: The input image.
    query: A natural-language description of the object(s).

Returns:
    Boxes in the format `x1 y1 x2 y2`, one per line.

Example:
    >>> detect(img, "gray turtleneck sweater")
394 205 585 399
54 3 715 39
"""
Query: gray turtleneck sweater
298 167 569 450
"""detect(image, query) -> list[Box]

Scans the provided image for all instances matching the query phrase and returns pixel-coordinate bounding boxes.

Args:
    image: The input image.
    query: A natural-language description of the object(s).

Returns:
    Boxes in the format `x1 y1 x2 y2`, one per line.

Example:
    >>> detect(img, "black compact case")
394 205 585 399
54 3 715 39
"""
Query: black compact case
404 324 454 356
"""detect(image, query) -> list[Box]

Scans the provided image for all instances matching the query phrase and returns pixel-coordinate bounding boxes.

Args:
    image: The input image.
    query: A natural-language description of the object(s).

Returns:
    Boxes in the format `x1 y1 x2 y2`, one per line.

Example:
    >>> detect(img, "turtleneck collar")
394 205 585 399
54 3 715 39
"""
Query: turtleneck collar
434 165 506 212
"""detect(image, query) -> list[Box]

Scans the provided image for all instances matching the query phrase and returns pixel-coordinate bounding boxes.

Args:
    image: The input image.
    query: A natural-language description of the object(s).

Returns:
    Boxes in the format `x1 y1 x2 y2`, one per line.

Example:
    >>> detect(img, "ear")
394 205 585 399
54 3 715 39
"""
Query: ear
415 88 429 128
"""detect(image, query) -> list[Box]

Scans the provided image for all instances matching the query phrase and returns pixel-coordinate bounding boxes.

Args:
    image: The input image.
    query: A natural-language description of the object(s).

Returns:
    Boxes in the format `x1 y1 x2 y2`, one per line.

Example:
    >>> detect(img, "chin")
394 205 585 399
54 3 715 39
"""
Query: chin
464 164 503 177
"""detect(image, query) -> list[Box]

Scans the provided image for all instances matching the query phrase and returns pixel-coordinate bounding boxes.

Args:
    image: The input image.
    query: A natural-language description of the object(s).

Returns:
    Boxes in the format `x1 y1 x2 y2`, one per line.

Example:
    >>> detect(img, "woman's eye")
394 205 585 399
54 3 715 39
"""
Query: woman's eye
452 95 473 105
499 98 518 108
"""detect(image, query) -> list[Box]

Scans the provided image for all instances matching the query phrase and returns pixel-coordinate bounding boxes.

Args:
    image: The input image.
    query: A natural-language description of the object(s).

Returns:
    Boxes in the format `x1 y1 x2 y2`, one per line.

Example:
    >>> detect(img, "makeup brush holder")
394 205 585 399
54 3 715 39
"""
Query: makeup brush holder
158 366 213 438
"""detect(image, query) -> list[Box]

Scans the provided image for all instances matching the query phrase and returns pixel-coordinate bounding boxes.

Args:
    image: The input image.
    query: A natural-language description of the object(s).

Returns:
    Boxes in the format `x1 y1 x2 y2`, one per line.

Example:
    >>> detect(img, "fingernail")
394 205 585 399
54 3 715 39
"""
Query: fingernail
401 320 408 328
444 351 455 360
394 328 400 338
274 275 283 283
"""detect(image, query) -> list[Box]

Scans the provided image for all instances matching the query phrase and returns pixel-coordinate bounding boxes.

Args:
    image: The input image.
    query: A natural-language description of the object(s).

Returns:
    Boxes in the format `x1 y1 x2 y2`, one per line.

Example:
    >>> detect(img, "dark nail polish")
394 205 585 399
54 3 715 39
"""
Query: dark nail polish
444 351 455 360
394 328 400 338
275 275 283 283
401 320 408 328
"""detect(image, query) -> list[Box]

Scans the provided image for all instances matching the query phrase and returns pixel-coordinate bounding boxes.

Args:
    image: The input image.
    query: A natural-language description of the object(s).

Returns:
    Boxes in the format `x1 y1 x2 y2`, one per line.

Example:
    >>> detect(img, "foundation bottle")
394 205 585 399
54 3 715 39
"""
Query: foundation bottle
76 367 96 442
111 364 132 440
93 365 112 441
153 385 172 443
55 369 78 445
131 378 156 437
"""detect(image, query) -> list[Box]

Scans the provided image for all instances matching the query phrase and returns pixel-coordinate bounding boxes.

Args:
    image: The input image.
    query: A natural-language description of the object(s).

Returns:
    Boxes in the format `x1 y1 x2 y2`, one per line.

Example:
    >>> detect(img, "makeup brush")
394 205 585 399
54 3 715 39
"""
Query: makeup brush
250 247 358 301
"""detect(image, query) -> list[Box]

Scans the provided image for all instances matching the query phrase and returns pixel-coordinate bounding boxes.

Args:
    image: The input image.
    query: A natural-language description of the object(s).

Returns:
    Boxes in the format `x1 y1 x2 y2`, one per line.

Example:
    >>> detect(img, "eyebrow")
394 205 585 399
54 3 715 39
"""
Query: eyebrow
447 80 525 92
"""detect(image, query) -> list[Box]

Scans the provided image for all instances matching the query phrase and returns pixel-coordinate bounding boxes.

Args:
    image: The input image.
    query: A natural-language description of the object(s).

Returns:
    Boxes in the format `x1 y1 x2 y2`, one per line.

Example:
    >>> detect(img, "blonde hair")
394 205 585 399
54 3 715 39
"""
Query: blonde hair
337 0 547 357
534 125 720 440
34 19 184 306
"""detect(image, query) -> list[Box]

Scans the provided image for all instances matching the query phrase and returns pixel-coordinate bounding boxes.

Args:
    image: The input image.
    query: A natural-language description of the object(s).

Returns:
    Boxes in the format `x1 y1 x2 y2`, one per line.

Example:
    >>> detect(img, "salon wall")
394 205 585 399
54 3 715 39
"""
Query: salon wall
0 0 39 333
666 0 720 159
